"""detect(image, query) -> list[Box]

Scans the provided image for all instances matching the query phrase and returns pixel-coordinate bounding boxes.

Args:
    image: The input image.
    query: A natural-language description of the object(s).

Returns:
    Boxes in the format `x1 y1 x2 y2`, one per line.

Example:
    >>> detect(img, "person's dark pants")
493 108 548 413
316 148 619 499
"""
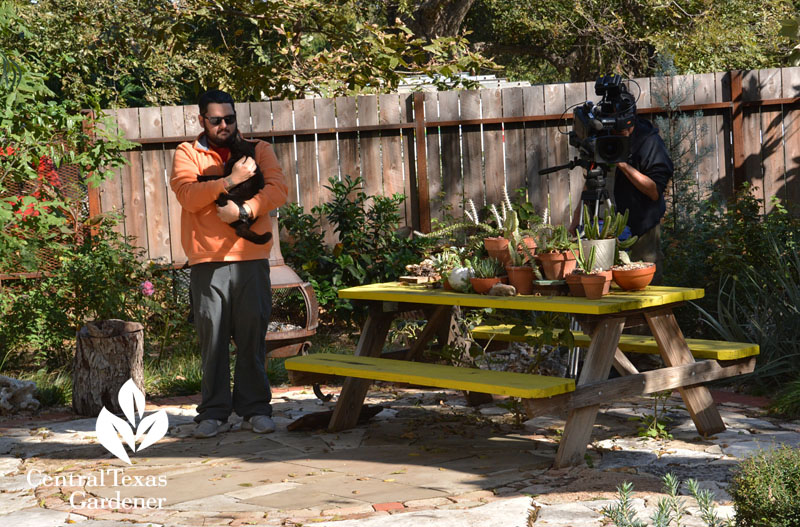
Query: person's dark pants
630 223 664 285
190 259 272 423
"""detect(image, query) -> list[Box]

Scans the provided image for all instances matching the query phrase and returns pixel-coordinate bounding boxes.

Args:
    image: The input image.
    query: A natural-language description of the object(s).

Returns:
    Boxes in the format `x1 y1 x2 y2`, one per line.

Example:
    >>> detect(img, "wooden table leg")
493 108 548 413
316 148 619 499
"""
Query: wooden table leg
328 306 395 432
405 305 455 361
646 309 725 435
554 316 625 468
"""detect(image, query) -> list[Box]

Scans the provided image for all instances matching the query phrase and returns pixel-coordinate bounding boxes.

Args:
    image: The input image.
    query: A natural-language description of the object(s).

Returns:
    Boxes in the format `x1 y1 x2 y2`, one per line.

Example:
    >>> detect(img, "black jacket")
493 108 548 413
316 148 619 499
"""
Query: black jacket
613 118 673 236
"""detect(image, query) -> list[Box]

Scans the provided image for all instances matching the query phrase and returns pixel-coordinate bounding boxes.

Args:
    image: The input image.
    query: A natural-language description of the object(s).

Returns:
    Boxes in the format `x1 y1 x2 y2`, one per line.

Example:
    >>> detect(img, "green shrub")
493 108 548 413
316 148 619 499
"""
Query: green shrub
279 175 434 326
729 445 800 527
770 377 800 419
694 234 800 388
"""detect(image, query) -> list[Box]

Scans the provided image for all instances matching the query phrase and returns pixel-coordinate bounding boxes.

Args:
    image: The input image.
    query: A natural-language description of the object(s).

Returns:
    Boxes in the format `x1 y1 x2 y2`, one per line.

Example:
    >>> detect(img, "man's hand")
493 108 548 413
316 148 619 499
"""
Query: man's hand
216 201 239 223
225 156 256 189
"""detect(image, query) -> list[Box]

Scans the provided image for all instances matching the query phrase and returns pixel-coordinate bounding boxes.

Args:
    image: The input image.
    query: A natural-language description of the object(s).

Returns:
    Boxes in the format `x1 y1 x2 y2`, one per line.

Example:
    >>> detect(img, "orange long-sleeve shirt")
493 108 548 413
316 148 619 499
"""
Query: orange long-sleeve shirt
170 135 289 265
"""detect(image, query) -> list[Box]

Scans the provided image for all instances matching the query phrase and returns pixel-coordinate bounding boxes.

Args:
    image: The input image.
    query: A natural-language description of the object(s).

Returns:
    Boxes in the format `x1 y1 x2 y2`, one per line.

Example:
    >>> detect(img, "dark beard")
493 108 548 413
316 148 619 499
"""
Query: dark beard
207 128 237 148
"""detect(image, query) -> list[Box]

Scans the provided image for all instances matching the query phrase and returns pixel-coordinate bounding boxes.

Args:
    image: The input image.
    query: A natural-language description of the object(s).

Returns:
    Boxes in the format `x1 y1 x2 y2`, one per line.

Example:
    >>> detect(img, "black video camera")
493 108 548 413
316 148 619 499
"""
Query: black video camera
569 75 636 165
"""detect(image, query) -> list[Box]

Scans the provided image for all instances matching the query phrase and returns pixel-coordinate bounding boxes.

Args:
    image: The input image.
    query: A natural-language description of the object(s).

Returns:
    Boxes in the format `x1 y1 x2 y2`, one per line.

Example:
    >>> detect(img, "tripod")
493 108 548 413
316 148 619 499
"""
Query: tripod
579 163 613 230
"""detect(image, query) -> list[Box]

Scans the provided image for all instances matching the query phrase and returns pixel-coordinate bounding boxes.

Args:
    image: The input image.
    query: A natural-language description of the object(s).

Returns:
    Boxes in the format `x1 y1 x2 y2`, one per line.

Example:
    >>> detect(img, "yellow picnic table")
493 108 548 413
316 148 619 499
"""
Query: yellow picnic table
294 282 756 467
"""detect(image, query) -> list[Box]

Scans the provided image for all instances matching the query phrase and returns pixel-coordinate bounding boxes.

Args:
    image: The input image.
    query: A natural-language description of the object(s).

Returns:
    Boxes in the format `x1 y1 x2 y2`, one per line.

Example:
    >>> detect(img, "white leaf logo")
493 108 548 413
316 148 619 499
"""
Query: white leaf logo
95 379 169 464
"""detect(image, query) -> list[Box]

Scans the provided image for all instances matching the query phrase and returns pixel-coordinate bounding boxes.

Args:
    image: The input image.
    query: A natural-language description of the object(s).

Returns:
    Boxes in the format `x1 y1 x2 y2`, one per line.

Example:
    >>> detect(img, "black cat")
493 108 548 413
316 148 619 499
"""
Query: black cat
198 138 272 245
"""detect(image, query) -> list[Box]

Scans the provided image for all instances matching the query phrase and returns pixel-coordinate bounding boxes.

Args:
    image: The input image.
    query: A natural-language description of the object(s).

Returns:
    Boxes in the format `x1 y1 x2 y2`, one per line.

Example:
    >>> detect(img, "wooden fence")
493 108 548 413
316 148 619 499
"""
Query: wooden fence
92 68 800 265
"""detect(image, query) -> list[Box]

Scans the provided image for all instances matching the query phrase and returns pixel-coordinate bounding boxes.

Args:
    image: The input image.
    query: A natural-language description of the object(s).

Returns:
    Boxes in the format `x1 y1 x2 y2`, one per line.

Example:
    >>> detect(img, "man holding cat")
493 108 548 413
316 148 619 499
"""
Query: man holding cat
170 90 289 439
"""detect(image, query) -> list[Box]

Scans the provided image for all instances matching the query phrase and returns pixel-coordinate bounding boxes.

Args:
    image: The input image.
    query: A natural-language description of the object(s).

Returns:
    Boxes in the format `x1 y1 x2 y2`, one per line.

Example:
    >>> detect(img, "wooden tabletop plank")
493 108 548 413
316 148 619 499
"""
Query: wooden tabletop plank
337 282 704 315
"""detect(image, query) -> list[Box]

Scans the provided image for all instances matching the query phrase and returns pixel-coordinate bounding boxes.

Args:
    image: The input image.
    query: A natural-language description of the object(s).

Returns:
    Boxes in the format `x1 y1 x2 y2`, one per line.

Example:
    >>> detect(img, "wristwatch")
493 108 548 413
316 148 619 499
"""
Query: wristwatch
237 203 250 223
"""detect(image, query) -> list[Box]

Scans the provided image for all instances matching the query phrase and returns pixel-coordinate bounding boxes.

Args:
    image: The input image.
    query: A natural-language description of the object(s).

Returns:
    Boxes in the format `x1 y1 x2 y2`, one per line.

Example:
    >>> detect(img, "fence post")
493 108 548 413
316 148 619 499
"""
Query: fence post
730 70 747 191
413 92 431 233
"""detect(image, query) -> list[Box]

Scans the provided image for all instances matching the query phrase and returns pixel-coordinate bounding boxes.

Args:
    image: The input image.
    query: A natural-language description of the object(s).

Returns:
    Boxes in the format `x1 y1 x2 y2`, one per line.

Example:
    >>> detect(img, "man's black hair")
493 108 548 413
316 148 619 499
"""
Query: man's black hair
198 90 236 115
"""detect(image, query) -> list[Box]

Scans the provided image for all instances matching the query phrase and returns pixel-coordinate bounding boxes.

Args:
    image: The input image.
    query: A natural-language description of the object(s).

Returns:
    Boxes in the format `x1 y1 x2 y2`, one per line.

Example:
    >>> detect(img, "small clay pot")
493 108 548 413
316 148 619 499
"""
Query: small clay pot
519 236 537 262
537 250 577 280
505 265 534 295
580 273 609 300
484 237 510 267
565 271 585 297
597 269 613 295
470 276 502 294
612 264 656 291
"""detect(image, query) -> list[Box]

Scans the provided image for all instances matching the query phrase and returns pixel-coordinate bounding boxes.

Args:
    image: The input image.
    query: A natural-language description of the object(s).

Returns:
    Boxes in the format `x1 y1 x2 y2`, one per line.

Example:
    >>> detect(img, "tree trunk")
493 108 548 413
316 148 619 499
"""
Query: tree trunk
73 319 144 416
405 0 477 39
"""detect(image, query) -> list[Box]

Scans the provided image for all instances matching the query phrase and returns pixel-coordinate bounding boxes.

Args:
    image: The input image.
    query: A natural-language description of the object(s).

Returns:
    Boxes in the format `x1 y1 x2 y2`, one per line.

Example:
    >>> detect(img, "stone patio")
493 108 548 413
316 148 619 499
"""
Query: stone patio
0 385 797 527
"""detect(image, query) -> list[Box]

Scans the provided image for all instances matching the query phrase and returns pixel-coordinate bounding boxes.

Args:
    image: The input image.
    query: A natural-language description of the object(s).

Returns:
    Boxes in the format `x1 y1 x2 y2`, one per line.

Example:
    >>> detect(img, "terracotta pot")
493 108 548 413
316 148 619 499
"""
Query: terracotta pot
470 276 502 294
565 271 585 297
597 269 613 295
519 236 537 262
484 237 510 267
580 273 609 300
612 264 656 291
537 250 577 280
505 265 534 295
442 278 454 291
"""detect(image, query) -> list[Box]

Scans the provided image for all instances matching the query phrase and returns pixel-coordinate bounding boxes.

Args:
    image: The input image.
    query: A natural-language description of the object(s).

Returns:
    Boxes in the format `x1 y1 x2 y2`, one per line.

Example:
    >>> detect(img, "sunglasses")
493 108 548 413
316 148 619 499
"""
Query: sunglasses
203 114 236 126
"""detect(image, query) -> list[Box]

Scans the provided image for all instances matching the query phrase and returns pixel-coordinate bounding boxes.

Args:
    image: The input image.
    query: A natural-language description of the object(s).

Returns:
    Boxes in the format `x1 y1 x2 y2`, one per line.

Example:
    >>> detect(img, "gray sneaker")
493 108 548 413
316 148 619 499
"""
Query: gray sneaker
194 419 230 438
242 415 276 434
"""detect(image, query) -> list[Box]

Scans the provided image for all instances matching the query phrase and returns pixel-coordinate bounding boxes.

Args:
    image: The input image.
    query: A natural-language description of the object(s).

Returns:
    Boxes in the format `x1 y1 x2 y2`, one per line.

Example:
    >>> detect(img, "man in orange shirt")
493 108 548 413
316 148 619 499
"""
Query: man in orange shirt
170 90 289 438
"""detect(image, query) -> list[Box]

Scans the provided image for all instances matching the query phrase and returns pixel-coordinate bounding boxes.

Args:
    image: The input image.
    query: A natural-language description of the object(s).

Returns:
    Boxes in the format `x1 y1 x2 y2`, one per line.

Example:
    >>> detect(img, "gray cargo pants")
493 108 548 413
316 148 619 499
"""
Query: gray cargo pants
190 259 272 422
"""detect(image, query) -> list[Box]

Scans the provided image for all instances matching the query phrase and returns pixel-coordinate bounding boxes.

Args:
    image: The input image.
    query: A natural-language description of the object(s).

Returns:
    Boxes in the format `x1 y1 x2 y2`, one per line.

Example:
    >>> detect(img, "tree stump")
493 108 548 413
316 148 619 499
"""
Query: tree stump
72 319 145 416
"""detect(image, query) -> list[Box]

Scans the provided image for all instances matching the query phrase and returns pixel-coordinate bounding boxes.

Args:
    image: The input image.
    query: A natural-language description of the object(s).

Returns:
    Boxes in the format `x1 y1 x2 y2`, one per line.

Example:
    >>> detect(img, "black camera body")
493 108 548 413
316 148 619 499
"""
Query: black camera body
569 75 635 165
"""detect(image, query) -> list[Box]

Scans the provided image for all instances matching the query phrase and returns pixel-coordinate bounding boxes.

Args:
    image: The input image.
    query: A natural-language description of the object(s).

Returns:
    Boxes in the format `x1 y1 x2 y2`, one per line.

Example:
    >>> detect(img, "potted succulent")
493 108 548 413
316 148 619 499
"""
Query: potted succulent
580 204 639 271
611 251 656 291
429 247 464 291
469 257 506 294
536 224 576 280
572 238 610 299
479 189 538 266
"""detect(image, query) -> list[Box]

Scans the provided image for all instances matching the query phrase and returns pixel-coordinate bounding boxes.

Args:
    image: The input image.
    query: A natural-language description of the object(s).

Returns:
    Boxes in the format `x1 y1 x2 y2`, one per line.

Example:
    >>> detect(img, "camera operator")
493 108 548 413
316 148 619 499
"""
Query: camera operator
569 91 674 284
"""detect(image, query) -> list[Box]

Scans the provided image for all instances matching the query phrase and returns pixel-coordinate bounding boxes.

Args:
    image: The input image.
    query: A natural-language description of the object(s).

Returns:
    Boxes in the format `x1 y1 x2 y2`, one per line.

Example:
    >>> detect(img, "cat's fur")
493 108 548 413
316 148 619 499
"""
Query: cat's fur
197 137 272 245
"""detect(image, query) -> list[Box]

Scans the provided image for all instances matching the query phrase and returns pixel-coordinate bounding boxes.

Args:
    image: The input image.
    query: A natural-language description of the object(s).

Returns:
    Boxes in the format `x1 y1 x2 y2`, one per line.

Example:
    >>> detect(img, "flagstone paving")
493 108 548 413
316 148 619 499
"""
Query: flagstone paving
0 385 798 526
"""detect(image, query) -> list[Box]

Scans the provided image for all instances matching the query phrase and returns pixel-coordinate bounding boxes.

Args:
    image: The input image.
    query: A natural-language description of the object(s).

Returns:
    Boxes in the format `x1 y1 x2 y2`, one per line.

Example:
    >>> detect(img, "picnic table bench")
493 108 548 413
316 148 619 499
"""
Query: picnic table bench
285 282 758 467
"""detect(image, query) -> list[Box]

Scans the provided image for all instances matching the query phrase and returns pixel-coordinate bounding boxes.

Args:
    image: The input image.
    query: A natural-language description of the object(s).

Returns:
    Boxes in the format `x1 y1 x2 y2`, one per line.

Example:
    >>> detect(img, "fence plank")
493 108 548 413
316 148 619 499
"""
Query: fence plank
503 87 526 201
782 67 800 206
715 72 734 199
482 88 504 207
631 77 651 109
116 108 148 255
438 90 463 219
461 90 484 208
693 73 719 199
184 106 203 137
235 102 252 134
400 93 419 230
759 69 786 211
741 71 765 208
335 96 360 181
379 94 405 223
268 100 297 204
294 99 317 213
161 105 186 263
523 86 549 219
139 106 171 262
565 82 588 224
358 95 381 199
96 109 125 234
544 83 569 225
315 97 337 244
424 92 444 223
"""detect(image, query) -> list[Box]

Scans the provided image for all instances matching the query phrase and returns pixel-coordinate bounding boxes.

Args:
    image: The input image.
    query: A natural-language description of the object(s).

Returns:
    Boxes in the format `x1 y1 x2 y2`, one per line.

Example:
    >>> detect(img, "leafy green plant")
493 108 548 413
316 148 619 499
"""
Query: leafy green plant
693 233 800 388
729 445 800 527
601 473 732 527
769 376 800 419
633 390 673 440
279 175 433 326
537 224 573 253
571 238 597 274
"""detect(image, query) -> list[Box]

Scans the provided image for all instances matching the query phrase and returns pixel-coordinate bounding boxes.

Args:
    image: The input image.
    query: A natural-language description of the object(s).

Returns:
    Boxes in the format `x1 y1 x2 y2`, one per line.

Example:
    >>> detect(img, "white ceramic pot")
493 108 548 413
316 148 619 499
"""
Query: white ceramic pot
581 238 616 271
